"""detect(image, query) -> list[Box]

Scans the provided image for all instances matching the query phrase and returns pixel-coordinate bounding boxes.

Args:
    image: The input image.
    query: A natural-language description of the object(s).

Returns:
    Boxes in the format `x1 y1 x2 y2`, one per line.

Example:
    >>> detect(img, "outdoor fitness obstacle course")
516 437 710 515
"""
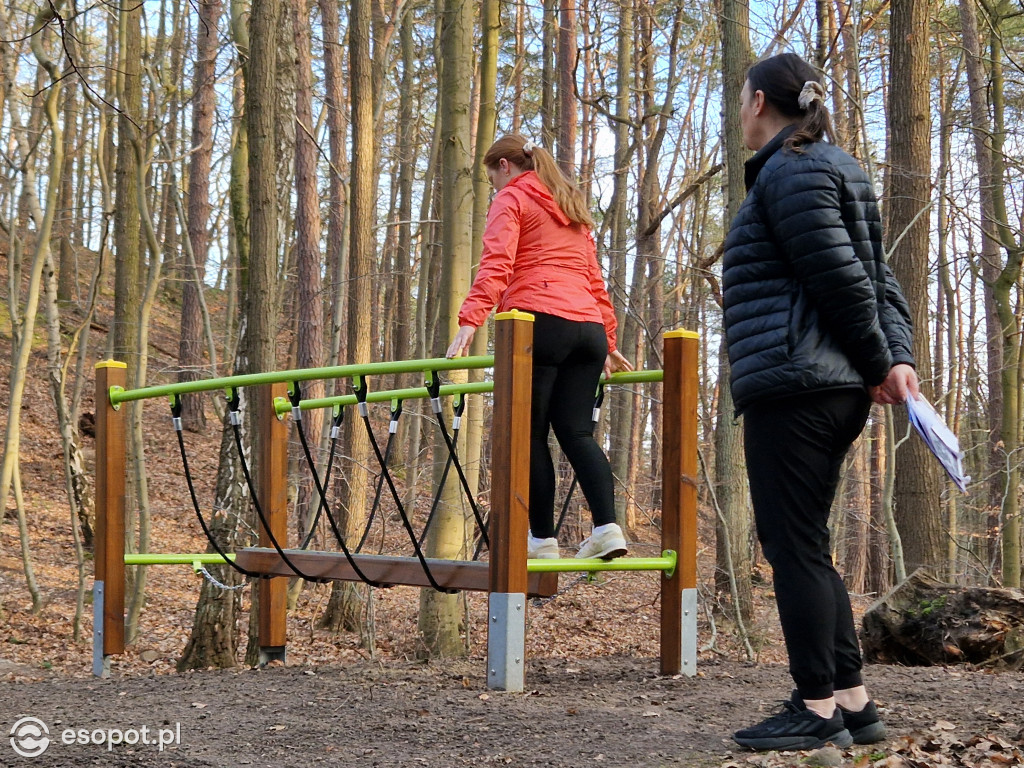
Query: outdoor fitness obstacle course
93 312 699 690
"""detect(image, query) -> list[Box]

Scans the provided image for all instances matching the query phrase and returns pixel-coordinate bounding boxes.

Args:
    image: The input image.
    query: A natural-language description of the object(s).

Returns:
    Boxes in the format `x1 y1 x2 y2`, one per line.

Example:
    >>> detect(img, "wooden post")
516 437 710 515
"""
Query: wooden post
256 382 289 664
94 360 127 676
487 310 534 691
660 330 699 676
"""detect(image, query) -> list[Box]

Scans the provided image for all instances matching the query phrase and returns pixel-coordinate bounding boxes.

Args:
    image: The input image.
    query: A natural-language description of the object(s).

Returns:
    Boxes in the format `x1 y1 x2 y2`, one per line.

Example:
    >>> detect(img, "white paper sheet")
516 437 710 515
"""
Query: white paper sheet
905 396 970 493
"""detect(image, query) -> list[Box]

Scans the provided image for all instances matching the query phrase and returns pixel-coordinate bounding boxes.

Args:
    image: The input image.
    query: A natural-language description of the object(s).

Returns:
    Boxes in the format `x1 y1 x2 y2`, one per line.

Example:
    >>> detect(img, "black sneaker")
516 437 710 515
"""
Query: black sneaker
839 700 886 744
733 693 853 751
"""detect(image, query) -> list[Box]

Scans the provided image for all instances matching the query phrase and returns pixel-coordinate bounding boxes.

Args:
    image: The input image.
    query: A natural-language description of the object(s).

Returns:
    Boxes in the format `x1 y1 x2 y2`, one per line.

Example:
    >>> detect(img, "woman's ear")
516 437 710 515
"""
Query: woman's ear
751 89 766 116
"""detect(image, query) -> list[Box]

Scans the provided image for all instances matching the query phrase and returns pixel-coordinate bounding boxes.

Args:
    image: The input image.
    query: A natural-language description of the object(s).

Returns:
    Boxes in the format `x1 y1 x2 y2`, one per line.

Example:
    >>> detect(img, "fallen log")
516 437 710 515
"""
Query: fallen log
861 568 1024 669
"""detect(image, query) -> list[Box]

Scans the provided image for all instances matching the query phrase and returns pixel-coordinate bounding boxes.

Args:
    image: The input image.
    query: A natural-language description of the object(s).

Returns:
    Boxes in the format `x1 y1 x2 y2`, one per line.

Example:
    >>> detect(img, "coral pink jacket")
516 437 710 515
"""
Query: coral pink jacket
457 171 618 352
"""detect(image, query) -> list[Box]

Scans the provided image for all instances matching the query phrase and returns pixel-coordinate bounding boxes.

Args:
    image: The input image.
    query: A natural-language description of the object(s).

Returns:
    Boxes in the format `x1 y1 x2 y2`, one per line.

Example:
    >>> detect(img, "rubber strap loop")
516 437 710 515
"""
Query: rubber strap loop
169 397 260 580
282 402 384 586
357 376 456 593
425 372 490 553
226 396 324 582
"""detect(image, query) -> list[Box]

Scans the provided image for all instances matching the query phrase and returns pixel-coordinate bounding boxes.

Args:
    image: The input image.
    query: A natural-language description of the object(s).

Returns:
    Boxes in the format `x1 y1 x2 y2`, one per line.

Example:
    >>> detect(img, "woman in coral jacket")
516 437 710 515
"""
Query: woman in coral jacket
446 134 632 561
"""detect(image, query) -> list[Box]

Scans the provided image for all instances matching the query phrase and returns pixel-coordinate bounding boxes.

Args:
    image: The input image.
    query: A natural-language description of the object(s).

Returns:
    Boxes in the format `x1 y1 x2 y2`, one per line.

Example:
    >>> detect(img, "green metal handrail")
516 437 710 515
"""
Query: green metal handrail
123 550 675 578
276 381 496 415
527 549 677 579
107 356 495 407
123 553 236 574
275 368 665 415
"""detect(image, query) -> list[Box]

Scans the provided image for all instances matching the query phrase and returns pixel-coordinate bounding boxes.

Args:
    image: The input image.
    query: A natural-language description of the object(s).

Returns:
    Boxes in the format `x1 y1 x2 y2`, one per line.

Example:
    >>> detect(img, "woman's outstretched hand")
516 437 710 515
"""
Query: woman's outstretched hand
868 363 919 405
446 325 477 358
603 349 634 379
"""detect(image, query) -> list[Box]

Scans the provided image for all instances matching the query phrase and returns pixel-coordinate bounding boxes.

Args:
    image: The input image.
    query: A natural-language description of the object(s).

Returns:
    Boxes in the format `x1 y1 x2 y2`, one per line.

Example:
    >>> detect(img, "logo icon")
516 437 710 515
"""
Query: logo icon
10 717 50 758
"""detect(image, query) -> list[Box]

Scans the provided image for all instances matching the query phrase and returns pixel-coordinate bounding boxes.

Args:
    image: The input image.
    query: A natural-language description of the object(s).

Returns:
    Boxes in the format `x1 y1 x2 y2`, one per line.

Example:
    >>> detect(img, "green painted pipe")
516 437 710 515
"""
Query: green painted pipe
123 550 674 576
107 356 496 406
124 553 236 566
277 380 497 415
606 370 663 385
527 550 676 578
277 369 664 415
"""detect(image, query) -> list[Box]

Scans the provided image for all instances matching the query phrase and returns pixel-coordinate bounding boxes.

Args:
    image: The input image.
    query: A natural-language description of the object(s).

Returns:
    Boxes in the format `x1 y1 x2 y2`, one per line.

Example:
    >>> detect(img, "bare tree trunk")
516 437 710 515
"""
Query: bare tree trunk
292 0 325 543
541 0 556 149
318 0 348 377
868 414 892 595
240 0 283 665
0 2 67 610
178 8 252 665
556 0 577 176
887 0 944 574
320 0 377 636
417 0 473 658
716 0 753 621
959 0 1022 587
464 0 499 504
607 0 634 532
178 0 223 433
511 0 524 133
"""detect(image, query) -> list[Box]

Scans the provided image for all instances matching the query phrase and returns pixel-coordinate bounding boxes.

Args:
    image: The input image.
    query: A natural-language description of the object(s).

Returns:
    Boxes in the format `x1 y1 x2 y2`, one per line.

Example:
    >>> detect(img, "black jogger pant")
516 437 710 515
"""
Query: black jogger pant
526 312 617 539
743 388 872 701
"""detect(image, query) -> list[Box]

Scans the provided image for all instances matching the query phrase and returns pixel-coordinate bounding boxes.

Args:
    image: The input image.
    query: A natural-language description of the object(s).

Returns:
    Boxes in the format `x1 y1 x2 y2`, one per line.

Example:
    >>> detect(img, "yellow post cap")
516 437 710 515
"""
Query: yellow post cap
495 309 535 322
663 329 699 339
95 359 128 370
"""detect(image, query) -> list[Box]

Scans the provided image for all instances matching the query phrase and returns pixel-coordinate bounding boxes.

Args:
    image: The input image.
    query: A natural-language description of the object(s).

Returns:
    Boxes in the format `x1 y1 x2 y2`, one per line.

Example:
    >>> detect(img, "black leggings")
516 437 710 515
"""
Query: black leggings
743 388 871 701
526 312 617 539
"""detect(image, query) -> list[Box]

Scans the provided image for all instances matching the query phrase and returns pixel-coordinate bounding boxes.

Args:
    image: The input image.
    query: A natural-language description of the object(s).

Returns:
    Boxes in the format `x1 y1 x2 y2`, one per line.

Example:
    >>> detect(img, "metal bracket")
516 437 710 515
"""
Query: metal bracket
486 592 525 692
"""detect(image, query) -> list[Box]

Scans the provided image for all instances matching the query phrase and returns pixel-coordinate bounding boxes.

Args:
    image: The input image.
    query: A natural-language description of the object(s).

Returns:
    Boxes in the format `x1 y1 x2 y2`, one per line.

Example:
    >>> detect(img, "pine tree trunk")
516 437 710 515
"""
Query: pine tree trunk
715 0 753 623
887 0 944 573
178 0 222 434
319 0 376 636
418 0 474 658
292 0 325 543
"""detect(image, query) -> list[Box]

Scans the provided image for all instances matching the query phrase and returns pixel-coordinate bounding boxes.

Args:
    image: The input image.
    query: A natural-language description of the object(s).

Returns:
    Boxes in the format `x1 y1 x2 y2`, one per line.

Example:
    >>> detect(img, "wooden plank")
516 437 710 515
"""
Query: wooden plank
95 361 127 656
235 549 557 597
659 330 699 675
257 383 289 649
489 311 534 595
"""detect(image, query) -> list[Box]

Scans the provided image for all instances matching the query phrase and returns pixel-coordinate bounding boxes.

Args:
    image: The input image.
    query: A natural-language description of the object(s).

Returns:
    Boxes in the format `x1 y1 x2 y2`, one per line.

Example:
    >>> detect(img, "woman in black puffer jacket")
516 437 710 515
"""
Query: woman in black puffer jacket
724 53 918 752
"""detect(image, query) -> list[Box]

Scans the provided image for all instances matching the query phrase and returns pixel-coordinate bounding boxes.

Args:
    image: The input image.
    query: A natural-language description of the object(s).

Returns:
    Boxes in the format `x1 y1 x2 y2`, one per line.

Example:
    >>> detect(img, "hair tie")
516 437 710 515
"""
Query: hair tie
797 80 825 111
522 140 535 156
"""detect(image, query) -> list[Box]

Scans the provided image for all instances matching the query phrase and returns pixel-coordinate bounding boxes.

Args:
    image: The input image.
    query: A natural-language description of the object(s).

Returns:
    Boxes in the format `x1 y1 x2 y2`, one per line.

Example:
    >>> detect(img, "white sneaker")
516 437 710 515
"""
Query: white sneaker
527 533 560 559
576 523 628 560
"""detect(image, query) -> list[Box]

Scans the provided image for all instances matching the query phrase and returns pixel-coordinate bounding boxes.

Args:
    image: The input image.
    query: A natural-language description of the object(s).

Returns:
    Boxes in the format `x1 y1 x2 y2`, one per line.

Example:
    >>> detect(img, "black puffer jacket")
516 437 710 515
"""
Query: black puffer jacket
723 127 915 413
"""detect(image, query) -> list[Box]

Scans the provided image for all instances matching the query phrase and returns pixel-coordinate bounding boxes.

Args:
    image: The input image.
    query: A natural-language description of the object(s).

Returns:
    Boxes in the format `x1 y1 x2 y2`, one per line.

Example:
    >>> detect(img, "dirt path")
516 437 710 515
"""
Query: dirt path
3 657 1021 767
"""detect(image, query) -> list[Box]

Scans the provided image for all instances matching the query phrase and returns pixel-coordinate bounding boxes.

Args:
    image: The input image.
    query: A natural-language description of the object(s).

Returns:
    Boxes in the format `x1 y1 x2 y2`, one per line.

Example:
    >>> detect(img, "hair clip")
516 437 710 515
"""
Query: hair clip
797 81 825 110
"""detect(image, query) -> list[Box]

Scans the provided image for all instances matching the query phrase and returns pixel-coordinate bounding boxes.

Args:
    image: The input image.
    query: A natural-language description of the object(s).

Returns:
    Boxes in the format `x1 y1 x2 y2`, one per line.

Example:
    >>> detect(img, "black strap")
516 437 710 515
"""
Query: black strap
418 392 466 550
358 399 403 553
226 389 325 582
354 377 456 593
299 406 345 550
426 372 490 551
286 382 385 587
170 394 260 580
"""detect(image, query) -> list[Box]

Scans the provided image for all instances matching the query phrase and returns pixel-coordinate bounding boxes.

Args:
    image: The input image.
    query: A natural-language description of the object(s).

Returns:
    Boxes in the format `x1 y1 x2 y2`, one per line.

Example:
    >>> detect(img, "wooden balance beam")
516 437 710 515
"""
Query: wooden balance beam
234 547 558 597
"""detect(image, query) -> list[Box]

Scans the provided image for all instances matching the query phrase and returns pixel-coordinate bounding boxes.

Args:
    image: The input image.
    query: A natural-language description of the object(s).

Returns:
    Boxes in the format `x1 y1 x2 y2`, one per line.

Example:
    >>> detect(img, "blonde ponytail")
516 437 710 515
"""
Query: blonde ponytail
483 135 594 229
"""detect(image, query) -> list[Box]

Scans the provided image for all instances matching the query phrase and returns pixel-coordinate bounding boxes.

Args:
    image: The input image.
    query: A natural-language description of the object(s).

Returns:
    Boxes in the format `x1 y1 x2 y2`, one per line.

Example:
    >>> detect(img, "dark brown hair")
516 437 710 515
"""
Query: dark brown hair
746 53 834 151
483 134 594 228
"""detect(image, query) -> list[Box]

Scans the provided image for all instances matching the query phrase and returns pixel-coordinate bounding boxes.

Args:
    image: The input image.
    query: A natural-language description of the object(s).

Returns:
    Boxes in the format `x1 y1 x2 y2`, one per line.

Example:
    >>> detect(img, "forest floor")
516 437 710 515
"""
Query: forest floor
2 275 1023 767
